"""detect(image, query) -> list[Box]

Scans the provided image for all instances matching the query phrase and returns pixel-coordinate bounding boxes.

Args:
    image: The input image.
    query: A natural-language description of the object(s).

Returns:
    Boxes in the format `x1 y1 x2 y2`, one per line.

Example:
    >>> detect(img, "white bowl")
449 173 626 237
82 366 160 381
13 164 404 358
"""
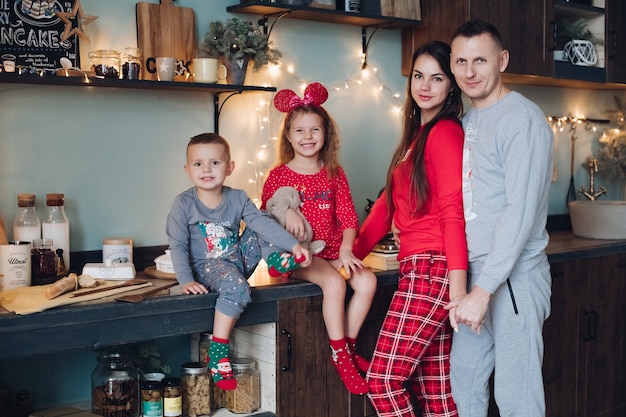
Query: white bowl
154 250 175 273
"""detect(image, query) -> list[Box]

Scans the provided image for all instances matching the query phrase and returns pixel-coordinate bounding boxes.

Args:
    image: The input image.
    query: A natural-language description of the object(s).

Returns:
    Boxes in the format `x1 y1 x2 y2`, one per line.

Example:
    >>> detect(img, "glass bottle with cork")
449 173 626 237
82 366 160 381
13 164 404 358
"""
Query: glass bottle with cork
42 193 70 271
13 193 41 243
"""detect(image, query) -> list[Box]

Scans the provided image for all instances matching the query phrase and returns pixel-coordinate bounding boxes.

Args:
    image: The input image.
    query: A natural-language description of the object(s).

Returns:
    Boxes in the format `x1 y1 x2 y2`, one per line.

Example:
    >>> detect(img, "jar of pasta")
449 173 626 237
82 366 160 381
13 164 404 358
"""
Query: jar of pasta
225 358 260 414
162 377 182 417
180 362 211 417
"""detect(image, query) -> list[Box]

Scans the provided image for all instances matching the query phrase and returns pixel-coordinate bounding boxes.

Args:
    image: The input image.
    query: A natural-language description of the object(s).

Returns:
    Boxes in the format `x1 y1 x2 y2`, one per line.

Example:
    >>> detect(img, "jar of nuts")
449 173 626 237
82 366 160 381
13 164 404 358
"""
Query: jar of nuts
180 362 211 417
162 377 182 417
91 352 140 417
198 333 224 410
225 358 260 414
141 379 163 417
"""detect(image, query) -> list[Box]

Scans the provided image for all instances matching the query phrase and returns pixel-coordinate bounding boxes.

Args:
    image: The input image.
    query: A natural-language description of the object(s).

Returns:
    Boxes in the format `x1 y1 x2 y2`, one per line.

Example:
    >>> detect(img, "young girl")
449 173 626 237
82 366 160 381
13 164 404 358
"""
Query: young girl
353 41 468 416
261 83 377 395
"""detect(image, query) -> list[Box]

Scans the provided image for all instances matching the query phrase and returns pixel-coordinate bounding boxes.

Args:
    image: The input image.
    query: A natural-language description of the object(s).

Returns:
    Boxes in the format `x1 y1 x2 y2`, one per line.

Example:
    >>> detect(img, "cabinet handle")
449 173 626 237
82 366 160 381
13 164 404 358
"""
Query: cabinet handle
584 310 598 341
550 20 557 51
280 329 292 372
608 31 617 60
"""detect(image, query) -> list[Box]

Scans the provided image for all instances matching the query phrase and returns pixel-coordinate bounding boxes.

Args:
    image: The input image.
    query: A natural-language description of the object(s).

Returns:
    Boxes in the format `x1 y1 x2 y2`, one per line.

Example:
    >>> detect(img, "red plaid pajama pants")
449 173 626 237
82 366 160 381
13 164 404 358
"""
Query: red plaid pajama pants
366 251 457 417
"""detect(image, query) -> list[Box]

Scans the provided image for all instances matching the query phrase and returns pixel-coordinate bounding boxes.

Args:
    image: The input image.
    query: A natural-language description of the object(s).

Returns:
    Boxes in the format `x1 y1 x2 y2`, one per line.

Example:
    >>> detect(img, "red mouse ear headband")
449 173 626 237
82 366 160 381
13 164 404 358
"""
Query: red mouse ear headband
274 82 329 113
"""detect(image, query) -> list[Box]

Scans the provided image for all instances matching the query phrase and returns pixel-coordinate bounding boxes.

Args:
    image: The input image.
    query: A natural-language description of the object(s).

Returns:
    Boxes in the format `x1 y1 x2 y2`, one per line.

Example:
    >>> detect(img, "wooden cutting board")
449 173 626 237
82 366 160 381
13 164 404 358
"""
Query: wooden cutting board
380 0 422 20
136 0 197 80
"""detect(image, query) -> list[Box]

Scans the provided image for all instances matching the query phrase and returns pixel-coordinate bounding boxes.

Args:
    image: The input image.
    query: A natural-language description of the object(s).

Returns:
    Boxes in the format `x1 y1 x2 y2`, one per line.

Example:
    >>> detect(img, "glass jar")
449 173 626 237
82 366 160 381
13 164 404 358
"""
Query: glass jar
13 193 41 243
162 377 182 417
92 352 140 417
89 49 121 79
225 358 260 414
141 379 163 417
122 47 142 80
31 238 57 285
42 193 70 271
180 362 211 417
198 333 224 410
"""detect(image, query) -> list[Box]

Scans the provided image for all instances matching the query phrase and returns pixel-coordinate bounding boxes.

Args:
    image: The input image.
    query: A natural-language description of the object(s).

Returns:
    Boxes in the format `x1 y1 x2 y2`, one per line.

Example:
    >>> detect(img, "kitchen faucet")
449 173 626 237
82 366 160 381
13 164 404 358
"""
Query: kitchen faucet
578 158 608 201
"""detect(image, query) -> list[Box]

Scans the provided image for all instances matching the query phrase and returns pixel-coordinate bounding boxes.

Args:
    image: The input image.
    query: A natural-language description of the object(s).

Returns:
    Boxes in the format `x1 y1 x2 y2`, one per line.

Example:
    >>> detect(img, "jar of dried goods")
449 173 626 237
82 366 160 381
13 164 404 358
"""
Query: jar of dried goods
225 358 260 414
162 377 182 417
31 238 57 285
89 50 121 79
180 362 211 417
141 379 163 417
197 333 223 410
122 47 142 80
91 352 140 417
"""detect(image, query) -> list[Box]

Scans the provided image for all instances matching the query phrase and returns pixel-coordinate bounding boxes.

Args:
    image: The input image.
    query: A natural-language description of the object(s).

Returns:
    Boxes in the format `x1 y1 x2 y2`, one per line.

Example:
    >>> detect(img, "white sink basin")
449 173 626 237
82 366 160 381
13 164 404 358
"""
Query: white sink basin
568 200 626 240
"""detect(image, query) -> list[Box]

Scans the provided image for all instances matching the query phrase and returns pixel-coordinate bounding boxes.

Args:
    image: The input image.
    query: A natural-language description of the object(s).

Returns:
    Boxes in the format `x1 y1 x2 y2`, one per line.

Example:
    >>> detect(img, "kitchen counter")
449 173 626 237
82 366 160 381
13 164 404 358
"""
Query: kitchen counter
1 231 625 361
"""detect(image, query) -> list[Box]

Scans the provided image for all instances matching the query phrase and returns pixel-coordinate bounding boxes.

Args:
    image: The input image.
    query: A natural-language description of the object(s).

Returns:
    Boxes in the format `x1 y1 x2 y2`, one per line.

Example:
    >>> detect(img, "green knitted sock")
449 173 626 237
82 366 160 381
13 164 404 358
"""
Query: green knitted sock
208 339 237 390
266 251 305 277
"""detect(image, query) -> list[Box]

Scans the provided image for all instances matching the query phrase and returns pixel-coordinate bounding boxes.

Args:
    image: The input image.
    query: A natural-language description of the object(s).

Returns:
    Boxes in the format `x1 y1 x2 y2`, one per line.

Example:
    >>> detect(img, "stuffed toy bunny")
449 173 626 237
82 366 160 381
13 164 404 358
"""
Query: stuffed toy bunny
266 186 325 255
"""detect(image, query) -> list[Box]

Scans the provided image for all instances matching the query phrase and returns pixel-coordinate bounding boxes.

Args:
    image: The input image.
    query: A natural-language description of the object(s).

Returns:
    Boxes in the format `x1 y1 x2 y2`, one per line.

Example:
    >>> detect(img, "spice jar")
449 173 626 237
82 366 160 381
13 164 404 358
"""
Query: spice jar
162 377 182 417
92 352 140 417
180 362 211 417
89 49 121 79
122 47 142 80
141 379 163 417
225 358 260 414
198 333 223 410
31 238 57 285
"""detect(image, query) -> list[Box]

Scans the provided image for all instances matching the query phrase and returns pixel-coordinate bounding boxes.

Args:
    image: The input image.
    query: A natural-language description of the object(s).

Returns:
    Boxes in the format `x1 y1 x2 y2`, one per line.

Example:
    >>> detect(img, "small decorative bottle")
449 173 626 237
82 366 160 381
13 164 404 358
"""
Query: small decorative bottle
13 193 41 243
42 193 70 271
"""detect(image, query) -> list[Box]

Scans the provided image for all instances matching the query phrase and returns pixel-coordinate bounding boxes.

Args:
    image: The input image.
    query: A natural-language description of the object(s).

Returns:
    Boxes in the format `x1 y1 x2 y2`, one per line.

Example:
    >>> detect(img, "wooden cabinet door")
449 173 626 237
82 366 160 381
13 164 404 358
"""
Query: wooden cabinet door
402 0 551 77
543 260 583 417
276 295 351 417
580 254 626 417
606 0 626 83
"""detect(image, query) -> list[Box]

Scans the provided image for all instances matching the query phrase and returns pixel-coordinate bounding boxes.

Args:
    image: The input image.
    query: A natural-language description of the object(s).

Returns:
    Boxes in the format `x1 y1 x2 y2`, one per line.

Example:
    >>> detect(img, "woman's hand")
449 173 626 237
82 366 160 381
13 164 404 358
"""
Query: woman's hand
181 282 209 295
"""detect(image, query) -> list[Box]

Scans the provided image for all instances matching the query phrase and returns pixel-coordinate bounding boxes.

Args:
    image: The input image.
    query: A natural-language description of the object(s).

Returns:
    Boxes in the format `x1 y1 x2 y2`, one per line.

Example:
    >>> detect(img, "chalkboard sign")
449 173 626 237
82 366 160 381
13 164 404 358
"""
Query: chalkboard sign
0 0 80 71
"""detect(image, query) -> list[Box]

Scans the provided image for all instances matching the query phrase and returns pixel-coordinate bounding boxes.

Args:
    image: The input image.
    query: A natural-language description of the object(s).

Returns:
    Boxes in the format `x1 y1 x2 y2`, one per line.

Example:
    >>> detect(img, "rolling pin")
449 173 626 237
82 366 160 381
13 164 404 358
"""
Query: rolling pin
0 215 8 245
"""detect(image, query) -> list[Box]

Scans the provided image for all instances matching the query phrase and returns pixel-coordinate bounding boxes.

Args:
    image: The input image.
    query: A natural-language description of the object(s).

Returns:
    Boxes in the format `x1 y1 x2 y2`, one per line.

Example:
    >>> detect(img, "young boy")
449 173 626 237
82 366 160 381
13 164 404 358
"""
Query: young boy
166 133 311 390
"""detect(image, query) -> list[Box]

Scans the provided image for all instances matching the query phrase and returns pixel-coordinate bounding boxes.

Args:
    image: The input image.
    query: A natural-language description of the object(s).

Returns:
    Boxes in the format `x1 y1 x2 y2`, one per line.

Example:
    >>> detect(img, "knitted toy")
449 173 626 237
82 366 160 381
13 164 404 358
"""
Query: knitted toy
266 186 325 255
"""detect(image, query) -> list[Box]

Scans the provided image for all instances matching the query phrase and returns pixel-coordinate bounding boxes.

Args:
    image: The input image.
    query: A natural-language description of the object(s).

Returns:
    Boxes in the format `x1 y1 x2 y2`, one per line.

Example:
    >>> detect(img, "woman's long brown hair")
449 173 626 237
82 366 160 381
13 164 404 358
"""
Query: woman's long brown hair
385 41 463 214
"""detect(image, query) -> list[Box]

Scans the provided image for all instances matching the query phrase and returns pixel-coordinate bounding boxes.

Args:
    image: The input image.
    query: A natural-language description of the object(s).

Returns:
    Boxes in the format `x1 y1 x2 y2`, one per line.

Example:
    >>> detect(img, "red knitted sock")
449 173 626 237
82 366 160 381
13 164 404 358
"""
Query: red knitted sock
346 337 370 373
329 339 369 395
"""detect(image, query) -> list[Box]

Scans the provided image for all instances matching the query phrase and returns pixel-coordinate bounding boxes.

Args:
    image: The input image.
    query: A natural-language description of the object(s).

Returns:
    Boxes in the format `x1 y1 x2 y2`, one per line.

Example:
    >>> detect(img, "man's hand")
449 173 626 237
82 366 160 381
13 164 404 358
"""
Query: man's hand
445 285 491 334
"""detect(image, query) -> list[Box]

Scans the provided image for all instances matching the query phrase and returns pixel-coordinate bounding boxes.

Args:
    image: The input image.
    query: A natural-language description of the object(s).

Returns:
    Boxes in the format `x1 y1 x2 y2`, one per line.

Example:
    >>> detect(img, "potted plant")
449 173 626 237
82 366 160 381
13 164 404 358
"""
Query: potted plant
197 18 282 84
556 18 603 66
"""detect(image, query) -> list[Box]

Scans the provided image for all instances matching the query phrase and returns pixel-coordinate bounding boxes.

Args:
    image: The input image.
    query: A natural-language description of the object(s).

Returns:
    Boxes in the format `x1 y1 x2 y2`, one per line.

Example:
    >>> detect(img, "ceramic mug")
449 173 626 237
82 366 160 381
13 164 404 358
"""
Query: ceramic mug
155 57 176 81
2 54 16 73
193 58 227 83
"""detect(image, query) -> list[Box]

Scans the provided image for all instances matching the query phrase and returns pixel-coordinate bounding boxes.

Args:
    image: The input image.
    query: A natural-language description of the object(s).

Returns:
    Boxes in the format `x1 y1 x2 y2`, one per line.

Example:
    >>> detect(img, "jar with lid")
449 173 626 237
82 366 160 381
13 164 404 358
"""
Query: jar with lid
162 377 182 417
180 362 211 417
225 358 260 414
141 379 163 417
31 238 57 285
92 352 140 417
103 237 133 264
42 193 70 271
13 193 41 243
89 49 121 79
122 47 142 80
198 333 224 410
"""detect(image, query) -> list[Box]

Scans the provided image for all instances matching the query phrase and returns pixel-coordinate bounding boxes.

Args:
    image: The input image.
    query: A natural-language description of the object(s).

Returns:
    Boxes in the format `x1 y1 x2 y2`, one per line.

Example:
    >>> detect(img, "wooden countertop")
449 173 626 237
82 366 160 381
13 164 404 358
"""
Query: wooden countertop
0 231 624 361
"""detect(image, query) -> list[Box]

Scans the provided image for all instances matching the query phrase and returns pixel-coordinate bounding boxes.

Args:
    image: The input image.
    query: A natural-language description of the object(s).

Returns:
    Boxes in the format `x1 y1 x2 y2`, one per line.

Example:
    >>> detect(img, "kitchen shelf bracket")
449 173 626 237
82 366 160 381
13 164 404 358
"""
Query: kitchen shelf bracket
362 25 385 69
214 91 244 134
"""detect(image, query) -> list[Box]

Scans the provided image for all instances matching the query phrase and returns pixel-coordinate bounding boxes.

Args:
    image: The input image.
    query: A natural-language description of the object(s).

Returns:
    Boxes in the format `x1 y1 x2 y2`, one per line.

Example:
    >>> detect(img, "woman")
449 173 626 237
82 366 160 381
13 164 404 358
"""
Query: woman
353 41 468 417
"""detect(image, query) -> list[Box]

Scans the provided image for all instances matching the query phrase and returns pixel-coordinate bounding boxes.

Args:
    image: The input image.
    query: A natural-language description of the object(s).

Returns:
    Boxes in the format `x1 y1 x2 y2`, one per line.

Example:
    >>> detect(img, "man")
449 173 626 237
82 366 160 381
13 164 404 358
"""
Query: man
446 19 553 417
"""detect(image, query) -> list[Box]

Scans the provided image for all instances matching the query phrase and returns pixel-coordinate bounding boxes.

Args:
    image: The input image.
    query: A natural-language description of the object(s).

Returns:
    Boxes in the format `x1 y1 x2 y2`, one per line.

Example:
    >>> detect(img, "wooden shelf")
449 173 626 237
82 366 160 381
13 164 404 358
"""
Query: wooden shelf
227 1 421 28
554 0 605 17
0 72 276 94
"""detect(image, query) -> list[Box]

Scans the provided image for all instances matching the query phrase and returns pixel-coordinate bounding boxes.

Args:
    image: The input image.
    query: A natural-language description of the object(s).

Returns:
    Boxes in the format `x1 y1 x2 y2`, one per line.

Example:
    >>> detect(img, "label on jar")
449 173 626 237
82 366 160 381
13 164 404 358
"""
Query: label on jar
103 238 133 264
142 400 163 417
163 396 182 417
0 241 31 291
